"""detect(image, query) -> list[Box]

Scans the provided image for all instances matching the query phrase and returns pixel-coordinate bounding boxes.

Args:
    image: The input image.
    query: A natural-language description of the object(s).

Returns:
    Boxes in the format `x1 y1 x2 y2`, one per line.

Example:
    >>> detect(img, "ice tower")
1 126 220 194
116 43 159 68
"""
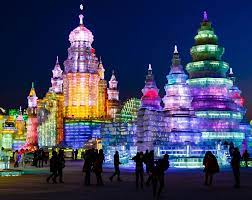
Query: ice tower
25 82 38 149
107 71 120 119
162 46 200 144
63 5 102 119
186 12 245 147
136 65 163 152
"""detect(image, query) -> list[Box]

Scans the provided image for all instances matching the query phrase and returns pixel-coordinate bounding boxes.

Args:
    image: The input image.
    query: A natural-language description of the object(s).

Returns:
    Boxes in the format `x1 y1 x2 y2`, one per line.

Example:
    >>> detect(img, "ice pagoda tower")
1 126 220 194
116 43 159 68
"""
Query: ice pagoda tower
136 64 163 152
62 5 110 148
25 82 38 149
63 5 105 119
162 46 200 144
186 12 245 147
107 71 120 120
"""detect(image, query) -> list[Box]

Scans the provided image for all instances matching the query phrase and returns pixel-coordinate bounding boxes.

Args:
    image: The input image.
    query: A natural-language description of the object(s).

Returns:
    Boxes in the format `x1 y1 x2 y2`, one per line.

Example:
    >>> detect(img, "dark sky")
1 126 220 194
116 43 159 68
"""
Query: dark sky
1 0 252 120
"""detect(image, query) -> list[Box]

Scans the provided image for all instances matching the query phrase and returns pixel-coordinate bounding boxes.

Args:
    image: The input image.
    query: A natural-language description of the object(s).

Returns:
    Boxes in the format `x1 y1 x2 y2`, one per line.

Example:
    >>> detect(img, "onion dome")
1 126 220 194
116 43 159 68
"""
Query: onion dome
69 5 94 45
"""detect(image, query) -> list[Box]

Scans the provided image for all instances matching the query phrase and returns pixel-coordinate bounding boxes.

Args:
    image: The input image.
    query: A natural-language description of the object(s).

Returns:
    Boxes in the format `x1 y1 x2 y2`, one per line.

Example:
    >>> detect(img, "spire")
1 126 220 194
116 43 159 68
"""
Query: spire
79 4 84 25
19 106 22 114
56 56 59 64
203 11 208 22
110 70 116 81
148 64 152 71
229 67 234 75
172 45 181 66
174 45 178 54
99 56 103 64
109 70 118 90
29 82 36 97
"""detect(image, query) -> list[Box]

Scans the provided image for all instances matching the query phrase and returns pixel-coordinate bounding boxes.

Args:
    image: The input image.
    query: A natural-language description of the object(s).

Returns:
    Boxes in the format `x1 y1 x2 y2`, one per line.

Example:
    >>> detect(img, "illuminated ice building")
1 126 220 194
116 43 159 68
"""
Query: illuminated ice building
35 5 120 149
24 83 38 150
186 12 247 150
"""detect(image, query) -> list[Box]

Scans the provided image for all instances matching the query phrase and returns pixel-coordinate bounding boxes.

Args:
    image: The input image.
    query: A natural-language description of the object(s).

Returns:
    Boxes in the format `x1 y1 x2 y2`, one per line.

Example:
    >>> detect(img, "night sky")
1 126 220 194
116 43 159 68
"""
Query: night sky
1 0 252 119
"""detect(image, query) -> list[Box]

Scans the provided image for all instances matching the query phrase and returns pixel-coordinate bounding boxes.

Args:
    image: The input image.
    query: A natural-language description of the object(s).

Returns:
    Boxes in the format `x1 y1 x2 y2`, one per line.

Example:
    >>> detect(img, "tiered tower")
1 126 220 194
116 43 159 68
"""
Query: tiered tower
25 82 38 149
51 56 63 94
186 12 245 147
162 46 200 144
107 71 120 119
62 5 110 148
63 5 102 119
136 65 163 152
98 58 108 119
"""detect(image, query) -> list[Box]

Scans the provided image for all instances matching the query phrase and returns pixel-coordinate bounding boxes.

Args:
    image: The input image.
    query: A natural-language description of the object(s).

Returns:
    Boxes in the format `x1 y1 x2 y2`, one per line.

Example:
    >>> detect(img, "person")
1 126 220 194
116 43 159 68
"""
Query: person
57 149 65 183
203 151 219 186
132 152 144 189
46 151 58 184
146 150 155 185
242 150 249 168
74 149 78 160
44 150 49 165
72 149 75 160
33 150 38 167
231 148 241 188
0 147 9 169
83 149 92 186
93 149 104 186
109 151 122 182
152 154 170 199
38 149 44 168
144 150 149 173
14 150 19 168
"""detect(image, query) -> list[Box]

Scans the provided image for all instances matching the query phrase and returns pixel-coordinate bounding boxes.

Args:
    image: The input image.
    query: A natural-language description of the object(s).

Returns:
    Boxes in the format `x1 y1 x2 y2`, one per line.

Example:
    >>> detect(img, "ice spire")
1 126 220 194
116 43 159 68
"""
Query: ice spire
79 4 84 25
203 11 208 22
174 45 178 54
229 67 234 75
172 45 181 66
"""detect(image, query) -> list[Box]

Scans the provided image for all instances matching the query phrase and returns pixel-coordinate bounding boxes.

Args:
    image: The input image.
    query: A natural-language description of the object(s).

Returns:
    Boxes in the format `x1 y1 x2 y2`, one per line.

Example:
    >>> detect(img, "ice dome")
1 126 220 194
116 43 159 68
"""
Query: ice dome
69 14 94 44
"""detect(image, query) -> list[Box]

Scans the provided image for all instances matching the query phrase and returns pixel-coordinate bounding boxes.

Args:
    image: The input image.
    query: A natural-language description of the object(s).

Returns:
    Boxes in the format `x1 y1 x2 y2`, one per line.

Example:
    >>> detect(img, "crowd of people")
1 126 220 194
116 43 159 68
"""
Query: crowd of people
1 144 251 198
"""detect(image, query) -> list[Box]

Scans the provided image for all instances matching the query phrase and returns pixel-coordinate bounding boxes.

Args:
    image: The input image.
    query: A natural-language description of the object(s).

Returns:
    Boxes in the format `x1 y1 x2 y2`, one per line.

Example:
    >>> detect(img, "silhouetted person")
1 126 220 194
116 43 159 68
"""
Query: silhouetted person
83 149 92 186
74 149 78 160
72 149 74 160
33 150 38 167
146 150 155 185
203 151 219 186
14 150 19 168
58 149 65 183
144 150 149 173
242 150 249 168
229 142 235 157
38 149 44 168
231 148 241 188
47 151 58 184
93 149 104 186
109 151 122 182
132 152 144 189
152 154 170 199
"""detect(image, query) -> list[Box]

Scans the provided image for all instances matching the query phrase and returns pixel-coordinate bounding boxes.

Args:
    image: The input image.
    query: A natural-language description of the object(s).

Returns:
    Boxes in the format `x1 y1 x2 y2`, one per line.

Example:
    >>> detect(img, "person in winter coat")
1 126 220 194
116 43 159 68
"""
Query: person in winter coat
242 150 249 168
231 148 241 188
83 149 92 186
146 150 155 185
93 149 104 186
203 151 219 186
46 151 58 184
132 152 144 189
14 150 19 168
152 154 170 199
57 149 65 183
109 151 122 182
